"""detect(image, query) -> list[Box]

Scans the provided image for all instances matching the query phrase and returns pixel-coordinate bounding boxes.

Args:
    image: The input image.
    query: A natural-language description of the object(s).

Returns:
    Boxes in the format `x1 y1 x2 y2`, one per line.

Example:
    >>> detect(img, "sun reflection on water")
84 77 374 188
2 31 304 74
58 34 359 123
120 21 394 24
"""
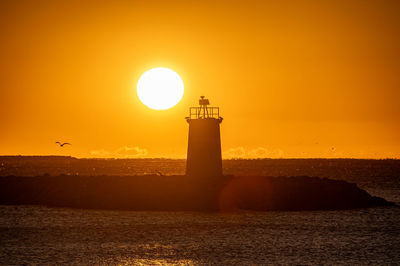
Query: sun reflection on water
113 257 195 266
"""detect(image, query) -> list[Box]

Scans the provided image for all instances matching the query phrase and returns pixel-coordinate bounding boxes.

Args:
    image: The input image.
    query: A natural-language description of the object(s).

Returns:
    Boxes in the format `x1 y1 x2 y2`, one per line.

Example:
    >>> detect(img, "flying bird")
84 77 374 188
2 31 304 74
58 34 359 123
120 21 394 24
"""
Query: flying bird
56 142 71 147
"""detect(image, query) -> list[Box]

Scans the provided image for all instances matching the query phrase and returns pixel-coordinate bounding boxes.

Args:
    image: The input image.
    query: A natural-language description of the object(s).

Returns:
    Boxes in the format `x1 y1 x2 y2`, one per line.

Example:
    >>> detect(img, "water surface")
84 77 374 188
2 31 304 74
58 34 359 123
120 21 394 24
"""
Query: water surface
1 206 399 265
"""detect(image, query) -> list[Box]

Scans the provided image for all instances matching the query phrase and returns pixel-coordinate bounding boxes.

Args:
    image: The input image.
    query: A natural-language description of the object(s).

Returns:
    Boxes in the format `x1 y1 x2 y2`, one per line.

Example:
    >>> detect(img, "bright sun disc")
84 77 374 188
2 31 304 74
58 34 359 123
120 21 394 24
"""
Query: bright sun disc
137 67 184 110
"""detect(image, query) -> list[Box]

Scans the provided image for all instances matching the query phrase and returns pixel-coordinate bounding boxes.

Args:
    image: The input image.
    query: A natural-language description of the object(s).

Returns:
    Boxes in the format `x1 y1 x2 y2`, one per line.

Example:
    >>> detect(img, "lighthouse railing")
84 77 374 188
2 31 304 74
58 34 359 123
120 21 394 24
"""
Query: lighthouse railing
188 107 220 119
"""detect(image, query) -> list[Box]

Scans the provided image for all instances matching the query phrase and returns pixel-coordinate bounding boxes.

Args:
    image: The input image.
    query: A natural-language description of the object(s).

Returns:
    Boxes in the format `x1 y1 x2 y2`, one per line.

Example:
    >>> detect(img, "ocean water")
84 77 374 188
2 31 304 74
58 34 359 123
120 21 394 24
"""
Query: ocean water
0 158 399 264
0 206 399 265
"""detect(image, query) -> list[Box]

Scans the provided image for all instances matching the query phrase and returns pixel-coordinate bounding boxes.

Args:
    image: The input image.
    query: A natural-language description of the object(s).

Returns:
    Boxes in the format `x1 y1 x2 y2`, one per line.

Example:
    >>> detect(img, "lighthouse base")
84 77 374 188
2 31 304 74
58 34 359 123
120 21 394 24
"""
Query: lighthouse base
186 118 223 177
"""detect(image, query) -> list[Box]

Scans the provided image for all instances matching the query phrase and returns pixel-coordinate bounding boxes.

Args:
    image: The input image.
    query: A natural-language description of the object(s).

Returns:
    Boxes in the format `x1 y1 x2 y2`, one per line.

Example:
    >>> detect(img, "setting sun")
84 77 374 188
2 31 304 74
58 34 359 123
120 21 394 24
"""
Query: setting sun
1 1 400 265
137 67 184 110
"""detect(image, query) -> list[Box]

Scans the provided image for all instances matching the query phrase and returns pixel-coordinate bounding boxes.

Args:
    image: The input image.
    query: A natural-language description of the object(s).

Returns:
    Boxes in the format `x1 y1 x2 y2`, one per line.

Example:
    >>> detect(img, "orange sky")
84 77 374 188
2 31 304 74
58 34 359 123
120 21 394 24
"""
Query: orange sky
1 0 399 158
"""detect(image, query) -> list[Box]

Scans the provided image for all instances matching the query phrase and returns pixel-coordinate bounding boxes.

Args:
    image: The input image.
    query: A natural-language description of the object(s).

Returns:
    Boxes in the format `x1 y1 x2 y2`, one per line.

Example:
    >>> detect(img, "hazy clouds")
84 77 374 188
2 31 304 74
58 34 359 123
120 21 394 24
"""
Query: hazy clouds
90 146 148 158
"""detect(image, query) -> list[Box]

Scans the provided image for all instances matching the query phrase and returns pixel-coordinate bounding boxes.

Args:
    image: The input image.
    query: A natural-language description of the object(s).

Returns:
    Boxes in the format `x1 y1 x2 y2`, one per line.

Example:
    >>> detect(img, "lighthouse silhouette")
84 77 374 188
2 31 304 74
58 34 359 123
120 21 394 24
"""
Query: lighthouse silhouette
185 96 223 177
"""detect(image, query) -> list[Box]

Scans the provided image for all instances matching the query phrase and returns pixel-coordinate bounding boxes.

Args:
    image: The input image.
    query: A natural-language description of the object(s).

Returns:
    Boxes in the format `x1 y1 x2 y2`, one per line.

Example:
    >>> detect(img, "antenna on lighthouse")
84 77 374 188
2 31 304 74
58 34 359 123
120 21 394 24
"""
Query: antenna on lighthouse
186 96 223 123
198 96 210 118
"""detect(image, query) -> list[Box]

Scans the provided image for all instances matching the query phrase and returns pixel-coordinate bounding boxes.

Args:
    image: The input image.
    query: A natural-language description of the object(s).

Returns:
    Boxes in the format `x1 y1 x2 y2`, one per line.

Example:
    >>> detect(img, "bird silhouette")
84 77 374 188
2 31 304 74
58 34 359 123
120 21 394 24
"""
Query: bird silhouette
56 142 71 147
156 171 164 176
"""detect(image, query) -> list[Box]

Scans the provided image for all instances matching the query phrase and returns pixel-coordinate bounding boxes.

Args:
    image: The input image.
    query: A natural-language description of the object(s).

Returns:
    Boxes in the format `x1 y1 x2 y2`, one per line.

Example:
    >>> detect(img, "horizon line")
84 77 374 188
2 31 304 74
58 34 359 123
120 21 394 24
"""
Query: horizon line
0 155 399 160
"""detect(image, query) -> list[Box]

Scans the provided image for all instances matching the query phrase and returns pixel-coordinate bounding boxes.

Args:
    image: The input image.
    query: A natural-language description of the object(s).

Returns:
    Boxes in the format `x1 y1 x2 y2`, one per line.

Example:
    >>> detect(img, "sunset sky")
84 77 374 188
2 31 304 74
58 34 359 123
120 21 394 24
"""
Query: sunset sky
1 0 399 158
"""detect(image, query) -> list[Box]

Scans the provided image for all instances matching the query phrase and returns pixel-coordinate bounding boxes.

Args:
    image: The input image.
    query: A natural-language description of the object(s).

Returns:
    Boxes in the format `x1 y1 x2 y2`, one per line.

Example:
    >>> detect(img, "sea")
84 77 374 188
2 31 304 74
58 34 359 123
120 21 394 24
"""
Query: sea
0 157 399 265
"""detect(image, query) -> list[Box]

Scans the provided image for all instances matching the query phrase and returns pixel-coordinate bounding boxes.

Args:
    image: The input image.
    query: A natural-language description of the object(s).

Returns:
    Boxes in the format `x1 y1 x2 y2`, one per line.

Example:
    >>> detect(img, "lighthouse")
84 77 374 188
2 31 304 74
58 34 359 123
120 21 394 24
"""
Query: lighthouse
185 96 223 177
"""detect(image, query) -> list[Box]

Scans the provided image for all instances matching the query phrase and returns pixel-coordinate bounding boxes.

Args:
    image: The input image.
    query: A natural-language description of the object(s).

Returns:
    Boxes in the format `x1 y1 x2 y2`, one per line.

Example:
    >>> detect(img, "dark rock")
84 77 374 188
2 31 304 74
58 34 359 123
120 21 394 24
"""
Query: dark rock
218 176 394 211
0 175 394 211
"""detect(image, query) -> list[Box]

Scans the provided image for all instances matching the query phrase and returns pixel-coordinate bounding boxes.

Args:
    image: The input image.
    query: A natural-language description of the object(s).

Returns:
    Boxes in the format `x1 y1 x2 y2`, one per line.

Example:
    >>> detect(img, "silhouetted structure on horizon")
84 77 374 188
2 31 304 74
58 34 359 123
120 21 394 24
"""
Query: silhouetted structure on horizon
185 96 223 177
0 98 395 211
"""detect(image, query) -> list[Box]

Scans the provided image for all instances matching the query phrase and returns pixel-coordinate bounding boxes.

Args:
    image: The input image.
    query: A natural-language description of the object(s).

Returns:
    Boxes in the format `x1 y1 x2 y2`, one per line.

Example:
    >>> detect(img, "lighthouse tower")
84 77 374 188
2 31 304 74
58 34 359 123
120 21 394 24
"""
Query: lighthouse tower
185 96 223 177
